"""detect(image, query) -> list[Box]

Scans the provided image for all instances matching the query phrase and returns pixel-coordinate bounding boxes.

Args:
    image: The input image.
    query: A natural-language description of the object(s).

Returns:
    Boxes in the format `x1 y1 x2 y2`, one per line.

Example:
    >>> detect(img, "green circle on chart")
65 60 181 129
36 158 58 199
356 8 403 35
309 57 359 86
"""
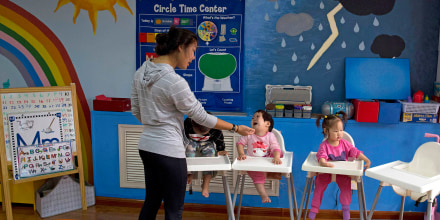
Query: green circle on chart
198 53 237 79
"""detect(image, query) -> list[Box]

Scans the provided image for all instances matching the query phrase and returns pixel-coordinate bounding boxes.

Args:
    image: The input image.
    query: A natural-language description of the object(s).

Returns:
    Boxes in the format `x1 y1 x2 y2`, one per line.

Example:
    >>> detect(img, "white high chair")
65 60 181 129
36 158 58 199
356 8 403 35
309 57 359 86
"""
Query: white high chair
365 133 440 220
298 131 367 220
231 128 298 220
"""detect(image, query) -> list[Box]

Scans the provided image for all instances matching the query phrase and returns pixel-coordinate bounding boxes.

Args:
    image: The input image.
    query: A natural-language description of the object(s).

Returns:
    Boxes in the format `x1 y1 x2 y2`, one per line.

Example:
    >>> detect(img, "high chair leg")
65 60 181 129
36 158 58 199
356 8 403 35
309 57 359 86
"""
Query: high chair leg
236 174 245 220
303 177 313 220
399 196 405 220
367 184 383 220
291 175 299 218
360 179 367 219
298 177 312 220
286 175 294 220
357 182 364 220
222 175 235 220
232 176 241 206
427 200 433 220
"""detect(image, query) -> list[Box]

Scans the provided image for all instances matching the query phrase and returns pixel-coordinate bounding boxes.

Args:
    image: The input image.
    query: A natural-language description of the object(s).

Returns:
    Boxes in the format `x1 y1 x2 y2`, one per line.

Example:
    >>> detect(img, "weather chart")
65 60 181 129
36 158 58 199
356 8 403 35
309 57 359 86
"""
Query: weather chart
136 0 244 112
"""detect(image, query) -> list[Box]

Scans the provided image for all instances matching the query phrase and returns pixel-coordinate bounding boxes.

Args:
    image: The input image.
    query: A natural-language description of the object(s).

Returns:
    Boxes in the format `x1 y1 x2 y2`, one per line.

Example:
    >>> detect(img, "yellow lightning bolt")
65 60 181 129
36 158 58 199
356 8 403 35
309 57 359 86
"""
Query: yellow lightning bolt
307 3 343 71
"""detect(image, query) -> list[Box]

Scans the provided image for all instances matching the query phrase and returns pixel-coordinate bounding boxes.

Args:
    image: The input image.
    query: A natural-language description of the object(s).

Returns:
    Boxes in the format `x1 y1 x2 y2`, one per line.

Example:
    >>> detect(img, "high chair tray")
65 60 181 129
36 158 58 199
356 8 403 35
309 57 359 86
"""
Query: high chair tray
365 161 440 193
301 152 364 176
186 155 231 172
231 152 293 173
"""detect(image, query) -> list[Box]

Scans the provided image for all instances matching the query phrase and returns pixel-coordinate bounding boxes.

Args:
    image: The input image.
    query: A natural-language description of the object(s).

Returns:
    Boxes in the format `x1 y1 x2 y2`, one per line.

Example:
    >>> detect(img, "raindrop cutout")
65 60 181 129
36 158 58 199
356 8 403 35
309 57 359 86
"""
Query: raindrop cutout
294 76 300 84
341 41 346 48
281 38 286 47
265 13 269 21
291 52 298 62
373 17 380 26
274 1 279 10
318 23 323 31
299 35 304 42
273 64 277 72
320 1 324 9
326 62 331 70
330 83 335 92
354 23 360 33
359 41 365 51
311 43 315 50
340 16 345 24
291 0 296 6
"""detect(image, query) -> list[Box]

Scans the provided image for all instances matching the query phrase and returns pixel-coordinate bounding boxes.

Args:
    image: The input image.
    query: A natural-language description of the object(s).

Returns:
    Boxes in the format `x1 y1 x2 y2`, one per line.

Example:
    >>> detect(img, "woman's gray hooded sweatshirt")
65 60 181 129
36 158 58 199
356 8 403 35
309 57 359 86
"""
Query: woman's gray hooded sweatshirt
131 60 217 158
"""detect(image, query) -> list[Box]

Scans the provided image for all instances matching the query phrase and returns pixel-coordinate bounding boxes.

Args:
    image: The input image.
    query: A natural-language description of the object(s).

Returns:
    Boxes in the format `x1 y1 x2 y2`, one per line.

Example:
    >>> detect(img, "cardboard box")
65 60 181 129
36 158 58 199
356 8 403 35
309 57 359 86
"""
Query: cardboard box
352 99 379 123
36 175 95 218
93 98 131 112
378 101 401 124
401 113 438 123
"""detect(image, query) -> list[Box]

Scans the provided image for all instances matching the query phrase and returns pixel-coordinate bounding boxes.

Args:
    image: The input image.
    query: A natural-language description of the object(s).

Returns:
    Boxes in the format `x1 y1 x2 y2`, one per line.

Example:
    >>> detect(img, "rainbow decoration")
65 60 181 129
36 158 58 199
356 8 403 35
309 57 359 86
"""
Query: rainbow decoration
0 1 93 182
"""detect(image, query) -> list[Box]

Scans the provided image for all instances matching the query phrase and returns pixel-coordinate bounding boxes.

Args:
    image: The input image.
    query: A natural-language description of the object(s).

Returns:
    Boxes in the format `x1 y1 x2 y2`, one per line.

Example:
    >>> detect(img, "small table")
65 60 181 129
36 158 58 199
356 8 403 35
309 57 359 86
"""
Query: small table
231 152 298 220
299 152 367 220
186 155 235 220
365 161 440 220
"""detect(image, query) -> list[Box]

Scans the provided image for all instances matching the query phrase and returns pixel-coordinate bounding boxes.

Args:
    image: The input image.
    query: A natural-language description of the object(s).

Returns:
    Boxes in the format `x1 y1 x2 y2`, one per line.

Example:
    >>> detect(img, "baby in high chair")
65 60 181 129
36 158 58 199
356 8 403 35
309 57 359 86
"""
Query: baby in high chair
308 111 371 220
236 110 282 203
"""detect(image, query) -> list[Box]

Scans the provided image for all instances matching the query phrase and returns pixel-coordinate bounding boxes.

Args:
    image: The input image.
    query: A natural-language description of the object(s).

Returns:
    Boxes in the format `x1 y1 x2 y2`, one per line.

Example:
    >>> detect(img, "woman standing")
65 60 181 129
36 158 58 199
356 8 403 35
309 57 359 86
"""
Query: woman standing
131 26 254 220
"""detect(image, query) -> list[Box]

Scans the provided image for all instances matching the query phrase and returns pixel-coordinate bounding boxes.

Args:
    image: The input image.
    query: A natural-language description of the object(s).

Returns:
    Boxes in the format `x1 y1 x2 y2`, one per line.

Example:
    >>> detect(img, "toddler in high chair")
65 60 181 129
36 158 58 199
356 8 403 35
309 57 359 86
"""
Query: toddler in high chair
236 110 282 203
184 117 227 198
308 111 371 220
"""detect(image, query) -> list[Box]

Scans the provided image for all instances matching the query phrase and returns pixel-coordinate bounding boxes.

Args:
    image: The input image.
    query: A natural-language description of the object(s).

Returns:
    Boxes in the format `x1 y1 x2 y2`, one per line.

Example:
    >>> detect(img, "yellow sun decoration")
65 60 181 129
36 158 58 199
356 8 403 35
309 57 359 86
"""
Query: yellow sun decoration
54 0 133 34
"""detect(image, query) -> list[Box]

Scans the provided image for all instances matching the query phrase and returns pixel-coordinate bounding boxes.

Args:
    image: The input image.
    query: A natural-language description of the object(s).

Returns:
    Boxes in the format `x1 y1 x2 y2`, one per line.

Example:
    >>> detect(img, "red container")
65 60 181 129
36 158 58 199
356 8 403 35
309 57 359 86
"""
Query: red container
352 99 379 123
93 98 131 112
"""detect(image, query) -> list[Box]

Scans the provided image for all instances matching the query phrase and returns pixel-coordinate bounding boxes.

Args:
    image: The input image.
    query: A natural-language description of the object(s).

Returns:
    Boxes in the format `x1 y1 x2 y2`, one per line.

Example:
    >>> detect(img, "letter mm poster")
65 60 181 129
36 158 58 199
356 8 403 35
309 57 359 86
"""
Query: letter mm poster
8 111 69 180
136 0 244 112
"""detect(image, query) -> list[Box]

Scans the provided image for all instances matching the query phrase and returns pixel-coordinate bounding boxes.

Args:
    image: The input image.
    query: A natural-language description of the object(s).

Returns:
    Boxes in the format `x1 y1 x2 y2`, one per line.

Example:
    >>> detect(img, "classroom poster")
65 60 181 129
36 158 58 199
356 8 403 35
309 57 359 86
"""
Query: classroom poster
8 111 65 180
1 91 77 161
136 0 244 112
17 142 74 179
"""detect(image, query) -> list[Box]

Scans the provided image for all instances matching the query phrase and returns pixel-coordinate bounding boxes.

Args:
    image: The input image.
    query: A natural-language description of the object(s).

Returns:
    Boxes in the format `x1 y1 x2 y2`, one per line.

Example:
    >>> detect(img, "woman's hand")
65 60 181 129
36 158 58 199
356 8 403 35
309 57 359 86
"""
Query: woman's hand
236 125 255 136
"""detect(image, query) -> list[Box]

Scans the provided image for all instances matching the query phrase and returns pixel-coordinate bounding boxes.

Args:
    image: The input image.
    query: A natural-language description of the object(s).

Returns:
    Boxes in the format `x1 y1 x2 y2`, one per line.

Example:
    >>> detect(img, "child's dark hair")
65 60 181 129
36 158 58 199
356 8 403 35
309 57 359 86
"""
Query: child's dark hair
155 26 197 56
315 111 347 137
255 109 274 132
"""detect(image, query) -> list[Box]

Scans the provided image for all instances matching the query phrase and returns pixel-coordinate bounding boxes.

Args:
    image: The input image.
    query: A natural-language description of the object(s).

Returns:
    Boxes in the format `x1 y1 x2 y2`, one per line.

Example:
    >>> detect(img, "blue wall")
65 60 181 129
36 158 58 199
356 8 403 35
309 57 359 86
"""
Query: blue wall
244 0 440 114
92 110 440 212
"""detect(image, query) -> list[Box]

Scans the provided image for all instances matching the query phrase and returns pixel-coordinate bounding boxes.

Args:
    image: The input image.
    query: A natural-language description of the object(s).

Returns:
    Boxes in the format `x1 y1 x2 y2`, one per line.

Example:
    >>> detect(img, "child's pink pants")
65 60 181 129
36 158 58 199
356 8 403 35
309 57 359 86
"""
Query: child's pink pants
310 173 352 213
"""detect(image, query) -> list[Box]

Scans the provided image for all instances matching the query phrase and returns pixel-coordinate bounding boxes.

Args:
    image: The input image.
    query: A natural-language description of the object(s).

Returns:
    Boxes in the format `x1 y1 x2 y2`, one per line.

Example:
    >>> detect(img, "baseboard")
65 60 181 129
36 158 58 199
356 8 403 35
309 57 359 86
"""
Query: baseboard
96 196 425 219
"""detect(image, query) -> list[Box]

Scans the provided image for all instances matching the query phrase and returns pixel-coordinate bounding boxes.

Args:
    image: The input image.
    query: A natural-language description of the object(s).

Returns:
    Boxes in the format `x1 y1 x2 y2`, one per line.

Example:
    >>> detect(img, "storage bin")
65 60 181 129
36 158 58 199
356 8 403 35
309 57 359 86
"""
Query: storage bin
284 105 293 117
352 99 379 123
302 106 312 118
400 100 440 114
93 97 131 112
266 104 276 117
275 104 284 117
378 101 401 124
36 175 95 218
294 105 302 118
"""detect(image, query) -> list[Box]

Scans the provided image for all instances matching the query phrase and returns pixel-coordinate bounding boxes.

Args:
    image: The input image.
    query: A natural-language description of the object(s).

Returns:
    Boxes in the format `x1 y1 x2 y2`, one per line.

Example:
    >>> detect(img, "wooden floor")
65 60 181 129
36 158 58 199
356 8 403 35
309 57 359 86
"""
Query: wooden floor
0 197 425 220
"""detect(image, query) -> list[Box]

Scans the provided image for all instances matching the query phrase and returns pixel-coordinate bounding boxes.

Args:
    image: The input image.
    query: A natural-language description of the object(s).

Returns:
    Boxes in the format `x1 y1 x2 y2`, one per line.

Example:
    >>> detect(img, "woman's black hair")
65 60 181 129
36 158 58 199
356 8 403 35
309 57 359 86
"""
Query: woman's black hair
255 109 274 132
155 26 197 56
315 111 348 137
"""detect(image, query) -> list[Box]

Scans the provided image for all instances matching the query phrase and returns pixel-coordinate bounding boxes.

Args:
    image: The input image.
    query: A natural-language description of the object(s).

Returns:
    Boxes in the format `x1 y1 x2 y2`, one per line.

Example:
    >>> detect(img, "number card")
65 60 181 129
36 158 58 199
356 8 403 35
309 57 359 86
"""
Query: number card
8 111 64 180
17 142 73 179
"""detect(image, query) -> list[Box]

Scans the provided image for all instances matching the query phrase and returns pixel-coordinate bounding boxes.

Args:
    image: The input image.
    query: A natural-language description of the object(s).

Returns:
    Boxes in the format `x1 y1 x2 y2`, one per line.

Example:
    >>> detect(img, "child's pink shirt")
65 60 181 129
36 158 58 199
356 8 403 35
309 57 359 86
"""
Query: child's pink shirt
316 139 362 161
237 131 282 157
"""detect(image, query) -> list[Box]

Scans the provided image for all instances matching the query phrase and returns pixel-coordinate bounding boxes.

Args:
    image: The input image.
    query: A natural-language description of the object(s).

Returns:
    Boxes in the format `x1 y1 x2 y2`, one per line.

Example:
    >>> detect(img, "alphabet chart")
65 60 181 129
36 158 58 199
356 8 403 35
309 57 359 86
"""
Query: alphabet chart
17 142 73 179
8 111 64 180
1 91 76 161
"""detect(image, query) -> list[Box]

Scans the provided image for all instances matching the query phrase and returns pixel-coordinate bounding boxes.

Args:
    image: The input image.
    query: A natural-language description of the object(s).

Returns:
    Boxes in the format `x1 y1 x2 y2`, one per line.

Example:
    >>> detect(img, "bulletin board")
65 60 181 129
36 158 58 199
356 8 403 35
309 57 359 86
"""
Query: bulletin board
0 84 86 220
136 0 245 112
